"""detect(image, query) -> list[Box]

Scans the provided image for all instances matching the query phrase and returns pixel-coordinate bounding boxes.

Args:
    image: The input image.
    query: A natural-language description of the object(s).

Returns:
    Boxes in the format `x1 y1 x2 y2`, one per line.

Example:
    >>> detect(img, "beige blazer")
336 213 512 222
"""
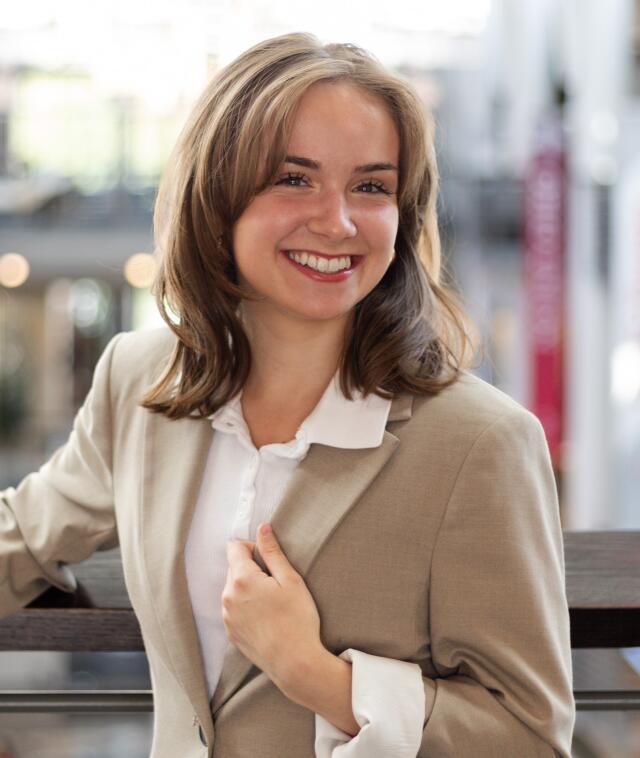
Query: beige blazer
0 328 575 757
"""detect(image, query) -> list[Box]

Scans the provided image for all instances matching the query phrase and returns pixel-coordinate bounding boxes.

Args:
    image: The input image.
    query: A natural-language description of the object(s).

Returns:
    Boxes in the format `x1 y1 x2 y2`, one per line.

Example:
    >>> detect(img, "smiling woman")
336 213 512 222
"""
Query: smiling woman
142 33 474 421
232 81 399 329
0 31 575 758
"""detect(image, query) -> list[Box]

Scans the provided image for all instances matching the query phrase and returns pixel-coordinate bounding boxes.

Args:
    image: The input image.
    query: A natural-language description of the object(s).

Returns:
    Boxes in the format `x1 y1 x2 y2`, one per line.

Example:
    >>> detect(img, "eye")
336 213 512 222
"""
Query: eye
355 180 392 195
274 171 309 187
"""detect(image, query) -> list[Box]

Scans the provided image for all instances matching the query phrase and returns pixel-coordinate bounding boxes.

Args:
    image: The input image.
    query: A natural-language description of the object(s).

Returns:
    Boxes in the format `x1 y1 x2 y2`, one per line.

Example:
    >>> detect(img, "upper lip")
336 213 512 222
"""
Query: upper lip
284 249 360 259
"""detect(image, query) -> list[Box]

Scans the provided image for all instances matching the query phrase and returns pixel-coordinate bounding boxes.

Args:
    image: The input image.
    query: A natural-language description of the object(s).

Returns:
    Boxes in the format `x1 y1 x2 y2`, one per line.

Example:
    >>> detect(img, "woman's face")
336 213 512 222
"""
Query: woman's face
232 81 400 329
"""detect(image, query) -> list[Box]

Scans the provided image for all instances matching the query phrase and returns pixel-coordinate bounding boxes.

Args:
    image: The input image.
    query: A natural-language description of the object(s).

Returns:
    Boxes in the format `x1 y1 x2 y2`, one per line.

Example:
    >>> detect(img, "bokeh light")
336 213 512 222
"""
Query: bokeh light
0 253 30 288
124 252 157 288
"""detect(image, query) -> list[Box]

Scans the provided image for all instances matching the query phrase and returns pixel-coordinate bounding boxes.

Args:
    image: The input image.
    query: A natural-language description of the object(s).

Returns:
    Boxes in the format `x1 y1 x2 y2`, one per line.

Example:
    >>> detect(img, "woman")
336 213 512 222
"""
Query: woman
0 33 574 757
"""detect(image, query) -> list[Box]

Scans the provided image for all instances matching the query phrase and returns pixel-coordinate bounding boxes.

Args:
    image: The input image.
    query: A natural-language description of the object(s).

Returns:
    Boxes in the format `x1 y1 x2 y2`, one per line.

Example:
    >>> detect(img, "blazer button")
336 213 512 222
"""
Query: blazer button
198 724 208 747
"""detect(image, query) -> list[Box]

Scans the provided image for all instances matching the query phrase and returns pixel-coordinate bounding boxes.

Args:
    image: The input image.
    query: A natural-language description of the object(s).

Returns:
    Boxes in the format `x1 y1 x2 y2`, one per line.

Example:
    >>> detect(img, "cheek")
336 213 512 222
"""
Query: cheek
361 205 399 249
234 200 305 254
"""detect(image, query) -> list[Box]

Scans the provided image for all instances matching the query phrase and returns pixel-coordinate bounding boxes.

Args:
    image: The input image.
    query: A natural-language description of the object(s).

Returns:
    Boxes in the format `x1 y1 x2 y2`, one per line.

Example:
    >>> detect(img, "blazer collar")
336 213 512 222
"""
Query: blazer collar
387 390 413 423
140 390 413 732
140 411 214 735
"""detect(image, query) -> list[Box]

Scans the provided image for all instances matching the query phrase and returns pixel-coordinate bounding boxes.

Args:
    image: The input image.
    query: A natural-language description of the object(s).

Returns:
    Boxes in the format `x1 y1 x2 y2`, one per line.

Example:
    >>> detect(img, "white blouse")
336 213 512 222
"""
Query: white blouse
184 370 425 757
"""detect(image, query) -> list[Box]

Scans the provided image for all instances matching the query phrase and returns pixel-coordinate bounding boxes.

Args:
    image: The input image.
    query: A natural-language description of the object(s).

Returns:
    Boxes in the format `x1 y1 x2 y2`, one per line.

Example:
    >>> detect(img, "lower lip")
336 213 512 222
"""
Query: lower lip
281 251 362 282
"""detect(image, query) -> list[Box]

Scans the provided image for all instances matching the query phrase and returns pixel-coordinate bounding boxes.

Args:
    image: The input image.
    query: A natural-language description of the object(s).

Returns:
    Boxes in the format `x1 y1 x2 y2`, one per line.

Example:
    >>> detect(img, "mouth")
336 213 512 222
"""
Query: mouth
283 250 362 273
281 249 363 282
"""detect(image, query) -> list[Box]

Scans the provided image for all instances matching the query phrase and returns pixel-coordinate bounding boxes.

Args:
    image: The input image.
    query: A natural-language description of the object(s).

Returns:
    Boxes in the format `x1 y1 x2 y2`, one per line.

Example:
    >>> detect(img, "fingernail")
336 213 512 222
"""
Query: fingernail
259 523 271 537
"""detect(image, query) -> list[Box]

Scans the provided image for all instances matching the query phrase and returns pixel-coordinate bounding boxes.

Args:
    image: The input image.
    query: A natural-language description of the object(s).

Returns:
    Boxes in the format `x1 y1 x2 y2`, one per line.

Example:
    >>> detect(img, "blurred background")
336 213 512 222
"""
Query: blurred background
0 0 638 755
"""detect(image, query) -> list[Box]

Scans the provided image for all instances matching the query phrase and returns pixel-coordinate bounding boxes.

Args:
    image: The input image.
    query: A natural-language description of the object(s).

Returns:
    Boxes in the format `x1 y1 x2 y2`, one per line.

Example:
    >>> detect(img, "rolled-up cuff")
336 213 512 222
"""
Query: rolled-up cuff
314 648 425 757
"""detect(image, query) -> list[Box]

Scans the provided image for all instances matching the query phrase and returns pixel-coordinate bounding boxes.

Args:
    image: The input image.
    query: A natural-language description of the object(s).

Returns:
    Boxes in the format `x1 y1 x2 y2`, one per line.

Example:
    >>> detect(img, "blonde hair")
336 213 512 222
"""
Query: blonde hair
142 32 478 418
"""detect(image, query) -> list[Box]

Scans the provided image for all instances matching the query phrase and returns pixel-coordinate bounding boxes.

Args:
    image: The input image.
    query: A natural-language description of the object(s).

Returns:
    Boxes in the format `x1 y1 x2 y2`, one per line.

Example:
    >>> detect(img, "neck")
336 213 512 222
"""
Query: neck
239 302 350 408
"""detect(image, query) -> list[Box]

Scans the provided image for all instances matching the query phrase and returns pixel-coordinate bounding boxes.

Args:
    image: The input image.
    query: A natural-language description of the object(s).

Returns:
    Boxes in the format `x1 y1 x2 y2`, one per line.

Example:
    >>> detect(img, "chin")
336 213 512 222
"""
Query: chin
285 304 353 323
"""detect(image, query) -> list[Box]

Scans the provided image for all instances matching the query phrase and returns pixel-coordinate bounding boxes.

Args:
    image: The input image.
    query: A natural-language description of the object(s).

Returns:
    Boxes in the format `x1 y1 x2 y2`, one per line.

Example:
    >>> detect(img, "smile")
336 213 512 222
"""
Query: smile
281 250 363 282
286 251 352 273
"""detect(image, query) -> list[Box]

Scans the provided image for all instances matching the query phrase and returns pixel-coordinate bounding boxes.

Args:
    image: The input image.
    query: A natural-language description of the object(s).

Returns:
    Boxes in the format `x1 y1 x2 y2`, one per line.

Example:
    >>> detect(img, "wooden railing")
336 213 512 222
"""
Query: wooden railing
1 531 639 713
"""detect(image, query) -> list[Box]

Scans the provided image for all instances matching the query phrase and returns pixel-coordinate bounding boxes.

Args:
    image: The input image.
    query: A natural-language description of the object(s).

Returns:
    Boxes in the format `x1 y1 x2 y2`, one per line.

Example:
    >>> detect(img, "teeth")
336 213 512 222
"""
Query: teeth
287 251 351 273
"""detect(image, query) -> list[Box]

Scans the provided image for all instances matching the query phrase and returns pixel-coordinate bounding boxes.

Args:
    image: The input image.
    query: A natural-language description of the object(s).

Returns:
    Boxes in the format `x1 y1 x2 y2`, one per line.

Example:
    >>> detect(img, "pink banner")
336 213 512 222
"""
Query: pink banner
523 118 566 466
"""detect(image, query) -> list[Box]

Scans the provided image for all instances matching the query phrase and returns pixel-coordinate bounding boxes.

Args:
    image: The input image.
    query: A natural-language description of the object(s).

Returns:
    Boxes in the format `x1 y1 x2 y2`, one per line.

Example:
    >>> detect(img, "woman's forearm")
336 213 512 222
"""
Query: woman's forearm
277 646 361 737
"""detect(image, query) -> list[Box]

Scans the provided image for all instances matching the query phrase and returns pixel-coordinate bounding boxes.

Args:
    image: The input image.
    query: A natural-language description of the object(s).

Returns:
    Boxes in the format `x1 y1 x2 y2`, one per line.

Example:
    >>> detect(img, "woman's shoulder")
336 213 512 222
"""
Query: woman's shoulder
408 370 542 441
104 327 178 397
111 327 177 364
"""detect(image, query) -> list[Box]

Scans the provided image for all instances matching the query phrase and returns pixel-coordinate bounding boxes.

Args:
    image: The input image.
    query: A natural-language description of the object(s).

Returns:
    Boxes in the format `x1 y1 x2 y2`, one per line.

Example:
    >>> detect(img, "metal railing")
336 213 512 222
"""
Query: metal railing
1 531 639 713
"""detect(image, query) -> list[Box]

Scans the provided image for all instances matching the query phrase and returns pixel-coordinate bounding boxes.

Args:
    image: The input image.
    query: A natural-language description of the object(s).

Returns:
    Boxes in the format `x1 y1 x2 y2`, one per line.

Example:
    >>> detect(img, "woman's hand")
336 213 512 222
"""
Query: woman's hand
223 524 360 736
222 523 325 691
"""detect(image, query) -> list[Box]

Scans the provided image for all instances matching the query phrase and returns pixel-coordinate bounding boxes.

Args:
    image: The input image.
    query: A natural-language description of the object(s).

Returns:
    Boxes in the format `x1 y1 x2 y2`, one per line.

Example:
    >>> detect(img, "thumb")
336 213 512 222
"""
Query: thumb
256 523 292 582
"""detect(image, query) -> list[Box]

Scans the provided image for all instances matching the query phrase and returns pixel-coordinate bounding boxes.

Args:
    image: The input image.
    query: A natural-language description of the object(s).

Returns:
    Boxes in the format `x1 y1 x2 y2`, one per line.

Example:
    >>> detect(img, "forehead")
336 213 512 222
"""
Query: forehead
286 81 399 164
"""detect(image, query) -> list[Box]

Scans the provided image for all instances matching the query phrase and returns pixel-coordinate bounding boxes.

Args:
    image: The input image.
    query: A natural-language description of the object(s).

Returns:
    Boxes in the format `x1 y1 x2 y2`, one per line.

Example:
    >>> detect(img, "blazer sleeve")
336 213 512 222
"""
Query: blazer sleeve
0 333 122 618
418 409 576 757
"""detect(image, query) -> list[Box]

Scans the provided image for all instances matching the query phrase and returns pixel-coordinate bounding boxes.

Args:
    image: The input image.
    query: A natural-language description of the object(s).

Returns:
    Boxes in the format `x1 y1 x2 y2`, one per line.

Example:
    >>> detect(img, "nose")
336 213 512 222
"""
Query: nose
306 190 357 241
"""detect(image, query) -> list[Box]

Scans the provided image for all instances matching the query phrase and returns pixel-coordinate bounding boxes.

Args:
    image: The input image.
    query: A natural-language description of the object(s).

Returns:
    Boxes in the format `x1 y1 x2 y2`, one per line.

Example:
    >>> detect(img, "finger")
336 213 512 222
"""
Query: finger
226 539 260 571
256 523 295 584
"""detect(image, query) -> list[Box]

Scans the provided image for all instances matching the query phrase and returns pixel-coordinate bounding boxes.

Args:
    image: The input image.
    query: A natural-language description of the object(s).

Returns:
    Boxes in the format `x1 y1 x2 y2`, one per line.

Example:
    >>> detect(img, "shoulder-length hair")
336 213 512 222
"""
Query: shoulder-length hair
141 32 478 419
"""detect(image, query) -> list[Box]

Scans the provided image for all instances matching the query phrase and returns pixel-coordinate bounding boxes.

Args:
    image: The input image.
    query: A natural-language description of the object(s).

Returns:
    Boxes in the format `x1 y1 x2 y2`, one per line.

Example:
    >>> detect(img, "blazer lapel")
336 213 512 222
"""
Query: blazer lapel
210 391 413 716
140 409 214 734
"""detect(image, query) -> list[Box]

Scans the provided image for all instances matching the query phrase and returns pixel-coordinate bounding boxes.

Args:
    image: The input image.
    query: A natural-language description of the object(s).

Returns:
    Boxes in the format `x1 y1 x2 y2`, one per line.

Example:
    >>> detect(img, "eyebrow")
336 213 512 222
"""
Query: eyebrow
284 155 398 173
